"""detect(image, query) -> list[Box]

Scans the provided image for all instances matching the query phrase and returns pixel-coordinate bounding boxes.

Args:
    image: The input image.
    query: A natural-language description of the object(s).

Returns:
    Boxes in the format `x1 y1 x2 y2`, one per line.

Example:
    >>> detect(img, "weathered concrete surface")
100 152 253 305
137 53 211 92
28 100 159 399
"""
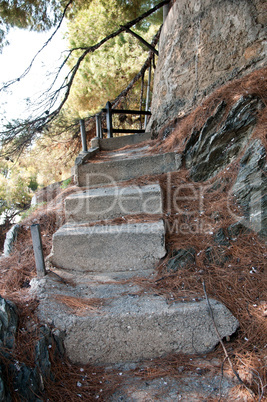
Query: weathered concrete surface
59 298 239 365
65 184 163 222
74 147 99 166
91 132 151 151
148 0 267 135
109 361 238 401
32 277 239 365
49 220 166 275
76 152 182 187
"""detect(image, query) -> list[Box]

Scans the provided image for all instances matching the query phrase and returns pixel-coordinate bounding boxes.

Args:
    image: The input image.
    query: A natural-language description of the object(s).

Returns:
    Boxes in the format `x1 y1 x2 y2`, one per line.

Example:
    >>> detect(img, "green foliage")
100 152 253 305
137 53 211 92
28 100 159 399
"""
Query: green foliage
66 0 161 116
0 0 162 52
0 114 76 222
0 160 32 222
0 0 163 229
28 175 38 191
61 177 72 189
20 201 47 220
0 0 162 164
0 0 63 51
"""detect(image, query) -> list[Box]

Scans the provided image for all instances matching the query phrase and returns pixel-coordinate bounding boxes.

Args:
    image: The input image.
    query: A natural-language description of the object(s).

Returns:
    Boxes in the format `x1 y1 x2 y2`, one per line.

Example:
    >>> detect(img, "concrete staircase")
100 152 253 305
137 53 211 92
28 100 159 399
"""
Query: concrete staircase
73 133 182 187
49 183 165 278
32 135 239 366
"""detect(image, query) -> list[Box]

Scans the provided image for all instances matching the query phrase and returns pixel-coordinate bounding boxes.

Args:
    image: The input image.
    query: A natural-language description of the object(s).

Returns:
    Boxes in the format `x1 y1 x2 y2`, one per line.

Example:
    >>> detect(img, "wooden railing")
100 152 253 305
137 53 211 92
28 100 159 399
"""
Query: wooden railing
96 101 151 138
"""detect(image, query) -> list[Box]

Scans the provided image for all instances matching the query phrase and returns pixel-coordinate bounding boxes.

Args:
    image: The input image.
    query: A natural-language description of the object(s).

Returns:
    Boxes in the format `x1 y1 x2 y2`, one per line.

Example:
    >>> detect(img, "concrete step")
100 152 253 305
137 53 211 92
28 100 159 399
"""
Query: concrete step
75 151 182 187
91 132 152 151
32 276 239 365
48 220 166 277
65 184 163 223
110 360 238 401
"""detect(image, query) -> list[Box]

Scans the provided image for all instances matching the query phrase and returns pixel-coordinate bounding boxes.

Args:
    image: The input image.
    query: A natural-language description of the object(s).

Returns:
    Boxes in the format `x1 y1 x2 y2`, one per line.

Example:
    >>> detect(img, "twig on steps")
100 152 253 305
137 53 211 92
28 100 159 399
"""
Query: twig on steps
202 280 255 399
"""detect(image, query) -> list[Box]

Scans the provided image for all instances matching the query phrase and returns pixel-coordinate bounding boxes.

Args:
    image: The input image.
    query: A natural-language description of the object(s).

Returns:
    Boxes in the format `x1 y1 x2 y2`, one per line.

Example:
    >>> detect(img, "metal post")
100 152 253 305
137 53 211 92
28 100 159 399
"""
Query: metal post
106 101 113 138
96 114 99 138
79 119 88 152
96 114 103 139
144 65 152 129
31 224 46 278
99 113 103 139
163 4 170 23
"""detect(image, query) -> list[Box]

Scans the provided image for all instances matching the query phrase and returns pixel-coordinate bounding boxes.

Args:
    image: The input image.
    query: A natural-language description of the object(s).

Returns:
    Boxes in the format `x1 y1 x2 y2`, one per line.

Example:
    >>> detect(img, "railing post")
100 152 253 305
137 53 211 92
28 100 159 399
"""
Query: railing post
145 65 152 129
96 113 103 139
31 224 46 278
80 119 88 152
106 101 113 138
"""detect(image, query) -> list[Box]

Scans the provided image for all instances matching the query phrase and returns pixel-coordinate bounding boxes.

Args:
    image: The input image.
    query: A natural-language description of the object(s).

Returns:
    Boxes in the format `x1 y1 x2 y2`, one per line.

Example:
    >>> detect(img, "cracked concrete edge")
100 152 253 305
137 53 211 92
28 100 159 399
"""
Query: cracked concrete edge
72 147 100 185
75 148 100 166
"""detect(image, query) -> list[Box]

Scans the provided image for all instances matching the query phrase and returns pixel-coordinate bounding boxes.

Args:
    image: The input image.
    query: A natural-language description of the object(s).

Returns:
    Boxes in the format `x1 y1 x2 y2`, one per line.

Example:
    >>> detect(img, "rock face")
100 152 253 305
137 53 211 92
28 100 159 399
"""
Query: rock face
148 0 267 135
3 224 20 257
177 93 266 238
184 96 263 181
0 297 18 349
232 140 267 237
0 296 64 401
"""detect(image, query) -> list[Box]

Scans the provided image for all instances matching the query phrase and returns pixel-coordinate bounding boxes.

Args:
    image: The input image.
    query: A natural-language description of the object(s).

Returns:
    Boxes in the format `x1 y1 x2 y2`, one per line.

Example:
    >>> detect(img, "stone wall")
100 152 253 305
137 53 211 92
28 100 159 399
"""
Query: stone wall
148 0 267 135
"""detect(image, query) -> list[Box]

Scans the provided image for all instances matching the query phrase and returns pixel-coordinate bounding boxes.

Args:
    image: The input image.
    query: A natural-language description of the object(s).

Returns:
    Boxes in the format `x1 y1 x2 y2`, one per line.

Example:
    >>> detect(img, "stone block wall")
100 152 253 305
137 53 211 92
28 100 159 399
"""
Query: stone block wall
148 0 267 135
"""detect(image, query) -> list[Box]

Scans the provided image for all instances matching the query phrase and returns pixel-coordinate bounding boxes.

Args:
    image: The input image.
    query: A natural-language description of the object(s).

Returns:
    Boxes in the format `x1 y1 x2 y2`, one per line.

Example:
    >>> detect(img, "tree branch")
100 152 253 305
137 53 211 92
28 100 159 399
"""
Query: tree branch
0 0 73 93
48 0 169 117
0 2 168 157
124 27 159 56
112 27 161 108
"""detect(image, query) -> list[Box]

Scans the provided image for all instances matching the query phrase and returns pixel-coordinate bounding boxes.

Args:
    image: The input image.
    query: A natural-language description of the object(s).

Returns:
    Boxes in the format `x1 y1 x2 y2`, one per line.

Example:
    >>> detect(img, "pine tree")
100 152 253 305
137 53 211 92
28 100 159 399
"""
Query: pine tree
66 0 161 115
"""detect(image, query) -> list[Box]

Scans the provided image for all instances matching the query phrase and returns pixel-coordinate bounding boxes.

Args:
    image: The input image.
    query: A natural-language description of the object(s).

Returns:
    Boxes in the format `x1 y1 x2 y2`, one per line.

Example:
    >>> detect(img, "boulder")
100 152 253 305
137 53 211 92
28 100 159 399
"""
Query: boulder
0 366 9 402
0 296 64 401
205 246 231 267
3 224 19 257
0 297 18 349
227 221 249 241
8 362 41 402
